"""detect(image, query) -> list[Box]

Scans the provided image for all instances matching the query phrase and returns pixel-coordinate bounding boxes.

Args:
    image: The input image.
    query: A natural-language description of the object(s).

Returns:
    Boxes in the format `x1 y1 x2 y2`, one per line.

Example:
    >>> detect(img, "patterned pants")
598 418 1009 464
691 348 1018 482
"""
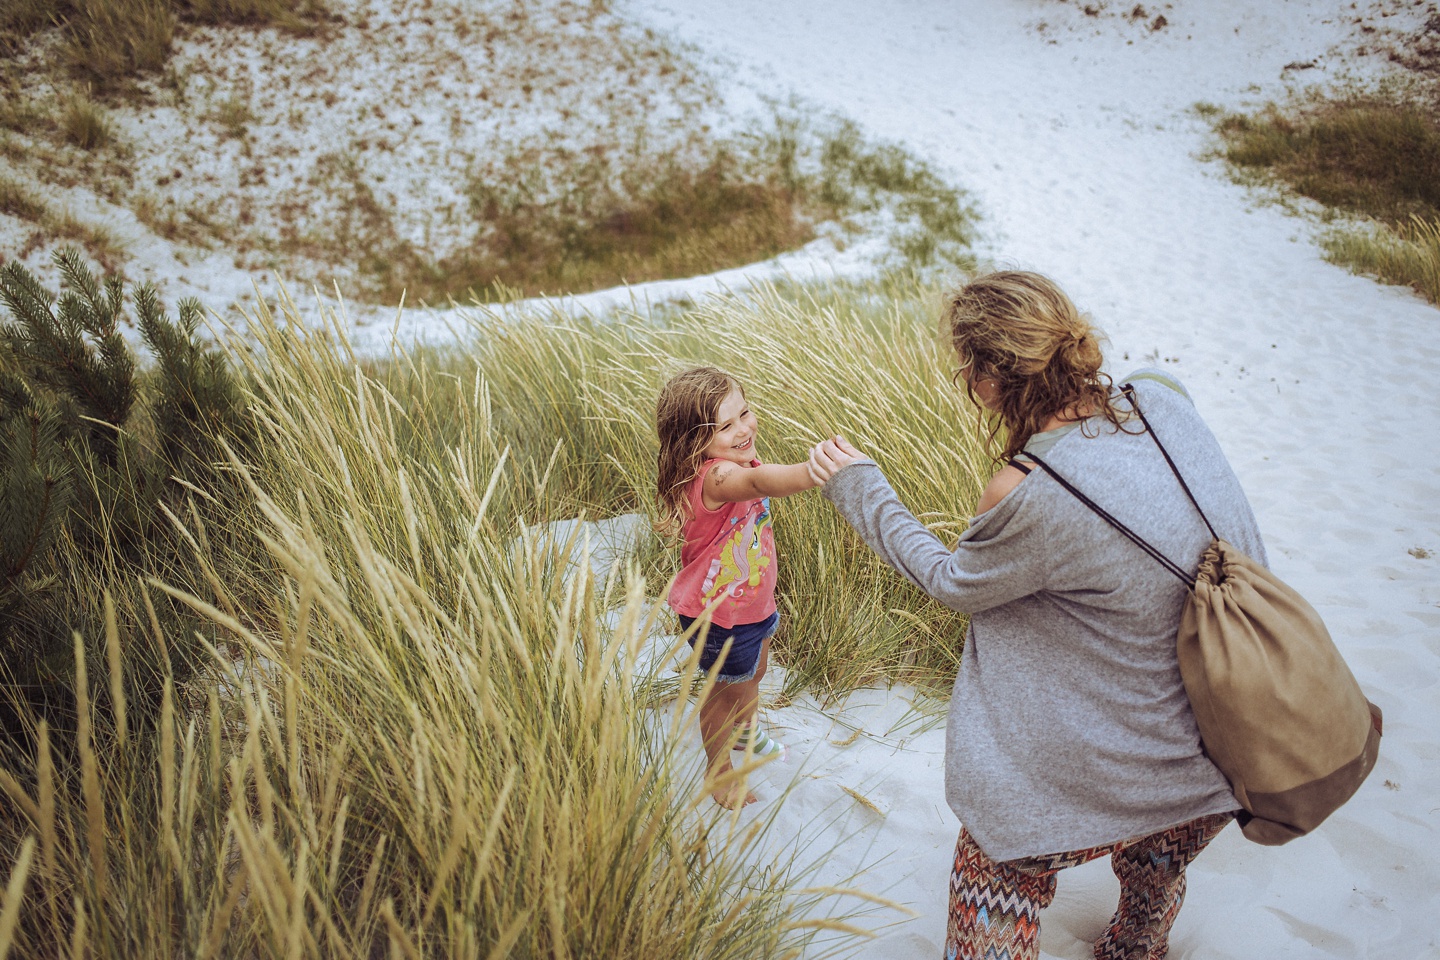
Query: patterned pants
945 812 1233 960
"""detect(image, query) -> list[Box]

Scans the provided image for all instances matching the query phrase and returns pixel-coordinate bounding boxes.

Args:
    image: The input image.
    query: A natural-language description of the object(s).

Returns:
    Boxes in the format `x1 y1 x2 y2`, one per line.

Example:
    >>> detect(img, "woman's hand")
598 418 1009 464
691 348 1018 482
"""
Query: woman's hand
807 436 866 486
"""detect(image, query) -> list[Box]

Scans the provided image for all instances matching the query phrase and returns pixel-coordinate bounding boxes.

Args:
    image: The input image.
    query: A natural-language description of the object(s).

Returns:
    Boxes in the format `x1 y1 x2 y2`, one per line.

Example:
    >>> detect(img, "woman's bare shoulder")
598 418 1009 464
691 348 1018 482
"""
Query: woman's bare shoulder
974 464 1029 517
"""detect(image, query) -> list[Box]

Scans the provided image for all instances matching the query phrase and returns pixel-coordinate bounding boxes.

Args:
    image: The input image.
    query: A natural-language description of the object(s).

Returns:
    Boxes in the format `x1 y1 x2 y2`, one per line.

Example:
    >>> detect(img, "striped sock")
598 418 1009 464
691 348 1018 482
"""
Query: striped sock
733 722 786 759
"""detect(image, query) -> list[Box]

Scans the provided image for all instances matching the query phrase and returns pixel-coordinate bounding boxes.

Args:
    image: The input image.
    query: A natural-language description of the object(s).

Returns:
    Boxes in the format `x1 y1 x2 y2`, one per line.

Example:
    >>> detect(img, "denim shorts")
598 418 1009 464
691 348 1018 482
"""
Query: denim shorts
678 611 779 684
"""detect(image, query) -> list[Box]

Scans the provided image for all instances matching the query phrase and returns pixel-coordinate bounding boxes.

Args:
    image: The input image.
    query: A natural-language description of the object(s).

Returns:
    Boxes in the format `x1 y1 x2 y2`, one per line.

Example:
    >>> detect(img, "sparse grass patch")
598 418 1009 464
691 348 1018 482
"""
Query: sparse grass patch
0 101 31 133
41 207 125 266
0 174 47 221
274 148 399 280
61 90 113 149
209 92 254 139
130 189 209 244
1217 97 1440 224
1217 92 1440 305
806 117 977 267
0 135 25 164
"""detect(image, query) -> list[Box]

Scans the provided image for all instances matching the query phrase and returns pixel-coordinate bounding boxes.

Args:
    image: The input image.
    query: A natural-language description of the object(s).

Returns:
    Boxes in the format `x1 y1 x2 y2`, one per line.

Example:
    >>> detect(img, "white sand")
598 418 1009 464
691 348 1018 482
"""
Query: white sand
604 1 1439 957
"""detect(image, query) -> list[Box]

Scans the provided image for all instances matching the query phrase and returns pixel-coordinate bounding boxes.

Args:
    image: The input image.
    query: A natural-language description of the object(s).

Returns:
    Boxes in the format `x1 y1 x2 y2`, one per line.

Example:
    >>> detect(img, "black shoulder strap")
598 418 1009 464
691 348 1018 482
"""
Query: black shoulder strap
1024 450 1197 587
1021 384 1218 589
1120 384 1218 541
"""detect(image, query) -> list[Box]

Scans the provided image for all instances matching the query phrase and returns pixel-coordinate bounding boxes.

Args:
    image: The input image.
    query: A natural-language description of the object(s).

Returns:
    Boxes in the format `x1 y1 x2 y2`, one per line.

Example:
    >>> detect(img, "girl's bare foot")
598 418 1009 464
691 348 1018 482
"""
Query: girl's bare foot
712 783 758 809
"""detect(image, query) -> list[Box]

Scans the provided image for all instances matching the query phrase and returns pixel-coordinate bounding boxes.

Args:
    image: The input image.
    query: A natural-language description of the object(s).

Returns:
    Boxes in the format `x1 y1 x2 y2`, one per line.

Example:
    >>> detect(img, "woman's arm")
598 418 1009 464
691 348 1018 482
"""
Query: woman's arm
810 439 1046 614
814 438 1028 518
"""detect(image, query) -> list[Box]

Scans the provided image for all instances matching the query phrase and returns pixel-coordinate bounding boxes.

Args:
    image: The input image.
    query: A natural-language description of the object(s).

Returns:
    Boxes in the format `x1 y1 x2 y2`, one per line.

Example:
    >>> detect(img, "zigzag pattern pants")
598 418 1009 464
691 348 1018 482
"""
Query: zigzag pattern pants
944 812 1233 960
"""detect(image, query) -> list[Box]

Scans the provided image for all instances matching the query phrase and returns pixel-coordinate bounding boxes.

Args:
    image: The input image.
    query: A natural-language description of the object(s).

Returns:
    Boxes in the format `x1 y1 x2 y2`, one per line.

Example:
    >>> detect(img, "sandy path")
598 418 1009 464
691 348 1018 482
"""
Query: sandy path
623 1 1440 956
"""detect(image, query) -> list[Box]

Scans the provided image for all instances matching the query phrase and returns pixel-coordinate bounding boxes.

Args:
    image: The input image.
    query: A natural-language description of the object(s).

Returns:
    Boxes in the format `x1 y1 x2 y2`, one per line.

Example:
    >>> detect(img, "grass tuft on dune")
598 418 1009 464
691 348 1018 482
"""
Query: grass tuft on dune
1216 93 1440 304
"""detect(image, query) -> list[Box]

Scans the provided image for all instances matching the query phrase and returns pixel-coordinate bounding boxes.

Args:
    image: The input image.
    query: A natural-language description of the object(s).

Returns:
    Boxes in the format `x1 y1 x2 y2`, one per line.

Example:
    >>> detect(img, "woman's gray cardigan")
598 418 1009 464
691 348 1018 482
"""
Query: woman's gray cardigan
821 374 1262 861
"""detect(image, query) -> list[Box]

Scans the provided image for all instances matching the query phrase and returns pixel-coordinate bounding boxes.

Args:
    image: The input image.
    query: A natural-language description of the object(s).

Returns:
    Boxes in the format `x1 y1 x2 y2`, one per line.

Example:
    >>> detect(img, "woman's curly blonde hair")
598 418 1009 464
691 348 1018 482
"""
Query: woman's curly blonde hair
943 271 1130 464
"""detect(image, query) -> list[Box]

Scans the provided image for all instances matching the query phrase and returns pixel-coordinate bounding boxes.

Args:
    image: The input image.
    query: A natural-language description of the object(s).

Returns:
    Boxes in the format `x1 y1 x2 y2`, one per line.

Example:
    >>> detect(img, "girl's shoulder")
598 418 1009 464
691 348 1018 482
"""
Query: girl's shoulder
687 459 729 516
697 456 769 514
693 457 728 486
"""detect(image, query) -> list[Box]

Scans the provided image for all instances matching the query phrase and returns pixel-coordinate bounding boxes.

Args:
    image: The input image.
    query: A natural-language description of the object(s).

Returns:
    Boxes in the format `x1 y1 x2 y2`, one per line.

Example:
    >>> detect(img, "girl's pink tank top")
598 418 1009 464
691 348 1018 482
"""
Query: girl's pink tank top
667 459 778 629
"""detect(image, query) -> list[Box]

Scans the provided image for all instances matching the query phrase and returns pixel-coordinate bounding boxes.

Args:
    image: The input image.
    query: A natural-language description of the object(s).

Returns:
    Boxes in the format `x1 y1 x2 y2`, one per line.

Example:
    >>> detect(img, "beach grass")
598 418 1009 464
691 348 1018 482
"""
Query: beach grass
0 0 56 55
0 0 329 87
419 274 988 694
1321 215 1440 304
0 1 975 310
342 144 816 307
0 275 984 957
452 149 814 301
325 115 977 306
0 174 46 221
1219 99 1440 221
64 0 176 84
60 91 112 150
1217 94 1440 304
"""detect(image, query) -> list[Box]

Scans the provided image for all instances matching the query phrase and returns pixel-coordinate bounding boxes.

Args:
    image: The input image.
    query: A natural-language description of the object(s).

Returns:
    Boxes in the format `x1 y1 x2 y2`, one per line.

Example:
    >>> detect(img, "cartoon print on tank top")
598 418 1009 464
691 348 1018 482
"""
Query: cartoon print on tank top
700 498 772 603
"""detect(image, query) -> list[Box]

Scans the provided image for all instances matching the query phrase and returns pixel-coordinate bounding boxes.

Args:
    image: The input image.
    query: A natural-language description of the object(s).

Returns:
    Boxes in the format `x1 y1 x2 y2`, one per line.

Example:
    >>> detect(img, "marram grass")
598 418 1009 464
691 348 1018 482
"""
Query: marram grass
1215 94 1440 305
0 276 989 957
415 275 991 694
1322 215 1440 306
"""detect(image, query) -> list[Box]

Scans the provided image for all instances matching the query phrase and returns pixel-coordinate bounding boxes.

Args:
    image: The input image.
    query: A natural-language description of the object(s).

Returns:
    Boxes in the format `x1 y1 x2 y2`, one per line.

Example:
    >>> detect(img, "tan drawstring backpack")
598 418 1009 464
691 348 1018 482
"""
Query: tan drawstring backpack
1025 386 1382 845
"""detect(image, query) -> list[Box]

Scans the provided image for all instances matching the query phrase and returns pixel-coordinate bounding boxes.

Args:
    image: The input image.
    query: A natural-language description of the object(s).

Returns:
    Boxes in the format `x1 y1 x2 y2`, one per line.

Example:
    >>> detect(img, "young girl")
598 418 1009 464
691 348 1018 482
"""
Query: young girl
655 366 819 809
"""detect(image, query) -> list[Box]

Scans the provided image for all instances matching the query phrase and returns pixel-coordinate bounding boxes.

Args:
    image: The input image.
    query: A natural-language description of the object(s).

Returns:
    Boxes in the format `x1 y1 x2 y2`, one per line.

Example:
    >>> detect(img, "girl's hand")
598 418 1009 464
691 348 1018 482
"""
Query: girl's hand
808 436 865 485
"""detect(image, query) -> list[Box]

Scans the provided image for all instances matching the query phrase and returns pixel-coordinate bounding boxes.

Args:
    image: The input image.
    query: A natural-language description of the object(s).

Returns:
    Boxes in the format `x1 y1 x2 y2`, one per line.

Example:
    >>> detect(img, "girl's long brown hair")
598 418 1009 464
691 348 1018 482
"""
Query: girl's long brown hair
943 271 1130 464
654 366 739 538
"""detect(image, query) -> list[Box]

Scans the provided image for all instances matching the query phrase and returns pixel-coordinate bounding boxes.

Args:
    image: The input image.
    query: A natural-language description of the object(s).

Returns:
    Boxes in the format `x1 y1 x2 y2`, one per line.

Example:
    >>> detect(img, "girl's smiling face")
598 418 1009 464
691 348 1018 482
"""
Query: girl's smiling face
703 386 758 465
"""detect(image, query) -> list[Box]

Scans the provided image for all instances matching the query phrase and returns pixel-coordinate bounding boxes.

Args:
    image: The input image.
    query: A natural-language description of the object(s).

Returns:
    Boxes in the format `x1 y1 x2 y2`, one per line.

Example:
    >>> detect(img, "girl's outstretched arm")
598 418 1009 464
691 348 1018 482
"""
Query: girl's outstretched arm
703 460 818 508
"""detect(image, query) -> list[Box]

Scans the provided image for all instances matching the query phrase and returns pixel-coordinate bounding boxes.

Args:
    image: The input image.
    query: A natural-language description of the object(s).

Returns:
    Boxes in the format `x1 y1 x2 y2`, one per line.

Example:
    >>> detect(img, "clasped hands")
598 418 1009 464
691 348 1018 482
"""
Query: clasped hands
806 436 865 487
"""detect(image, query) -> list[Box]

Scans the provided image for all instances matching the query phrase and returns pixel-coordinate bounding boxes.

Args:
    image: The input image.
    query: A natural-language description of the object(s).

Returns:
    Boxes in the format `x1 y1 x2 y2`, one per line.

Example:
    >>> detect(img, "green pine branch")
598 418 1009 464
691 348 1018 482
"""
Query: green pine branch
0 248 136 467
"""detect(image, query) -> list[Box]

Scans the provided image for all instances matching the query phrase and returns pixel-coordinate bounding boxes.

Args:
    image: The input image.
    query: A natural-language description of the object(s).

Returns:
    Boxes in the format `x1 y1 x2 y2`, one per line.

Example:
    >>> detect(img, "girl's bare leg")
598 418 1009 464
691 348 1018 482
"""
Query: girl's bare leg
698 639 771 808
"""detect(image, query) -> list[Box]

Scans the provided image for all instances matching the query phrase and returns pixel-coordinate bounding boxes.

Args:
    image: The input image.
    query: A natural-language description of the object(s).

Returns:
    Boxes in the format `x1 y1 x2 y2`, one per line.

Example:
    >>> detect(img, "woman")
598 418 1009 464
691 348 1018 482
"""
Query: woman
808 271 1262 960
